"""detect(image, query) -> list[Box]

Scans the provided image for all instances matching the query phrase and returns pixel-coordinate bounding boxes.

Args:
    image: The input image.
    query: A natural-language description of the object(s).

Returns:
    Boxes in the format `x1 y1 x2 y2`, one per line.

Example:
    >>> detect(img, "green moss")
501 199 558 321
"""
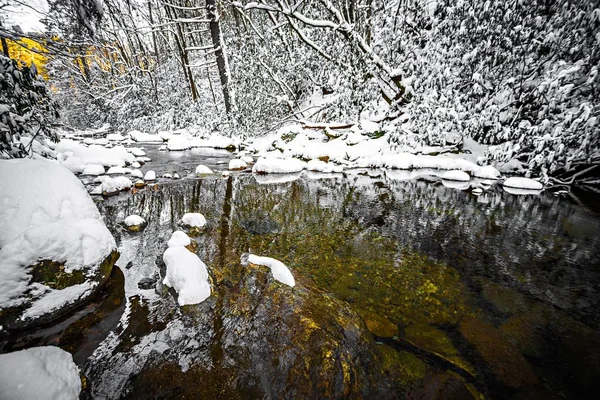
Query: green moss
29 260 86 289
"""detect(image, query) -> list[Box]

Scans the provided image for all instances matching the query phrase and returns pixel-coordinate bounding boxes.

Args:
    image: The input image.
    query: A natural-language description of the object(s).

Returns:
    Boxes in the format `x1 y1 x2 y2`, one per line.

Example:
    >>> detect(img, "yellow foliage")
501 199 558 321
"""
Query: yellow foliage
5 38 49 80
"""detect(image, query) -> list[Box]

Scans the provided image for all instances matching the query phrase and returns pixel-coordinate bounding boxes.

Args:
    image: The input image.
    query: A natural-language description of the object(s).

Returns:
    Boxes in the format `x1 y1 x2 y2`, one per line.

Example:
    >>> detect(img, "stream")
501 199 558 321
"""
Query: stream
3 146 600 399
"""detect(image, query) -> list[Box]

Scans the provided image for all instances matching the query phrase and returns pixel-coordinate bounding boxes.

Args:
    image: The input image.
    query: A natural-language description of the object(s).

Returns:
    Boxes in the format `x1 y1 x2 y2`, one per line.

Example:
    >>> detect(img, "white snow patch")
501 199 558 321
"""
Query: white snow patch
124 215 145 227
162 232 211 306
228 159 247 170
167 137 191 151
144 171 156 181
81 164 105 176
241 253 295 287
442 170 471 182
167 231 191 248
503 177 543 190
128 131 163 143
0 346 81 400
195 165 213 175
181 213 207 228
253 157 305 174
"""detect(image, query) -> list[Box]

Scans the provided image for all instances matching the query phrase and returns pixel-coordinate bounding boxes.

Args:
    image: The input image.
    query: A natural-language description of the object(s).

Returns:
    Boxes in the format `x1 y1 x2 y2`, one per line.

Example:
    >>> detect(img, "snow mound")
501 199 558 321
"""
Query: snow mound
144 170 156 181
0 159 116 312
106 166 126 175
195 165 213 175
81 164 105 176
307 159 344 173
167 137 191 151
181 213 207 228
253 157 305 174
240 253 295 287
190 134 238 150
124 215 145 227
163 232 211 306
168 231 191 248
128 130 164 142
128 147 146 157
228 159 247 170
0 346 81 400
503 177 543 190
442 170 471 182
131 169 143 179
56 140 135 169
106 133 125 142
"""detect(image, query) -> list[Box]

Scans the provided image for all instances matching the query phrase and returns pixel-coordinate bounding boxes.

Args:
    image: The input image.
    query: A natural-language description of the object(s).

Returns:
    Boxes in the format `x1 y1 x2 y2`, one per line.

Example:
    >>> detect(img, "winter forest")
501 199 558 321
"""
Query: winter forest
1 0 600 399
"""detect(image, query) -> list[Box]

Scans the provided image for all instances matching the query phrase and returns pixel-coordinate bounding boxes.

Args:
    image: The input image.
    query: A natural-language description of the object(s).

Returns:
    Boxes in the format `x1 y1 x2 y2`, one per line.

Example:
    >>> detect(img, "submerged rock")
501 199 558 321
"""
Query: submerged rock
459 316 538 389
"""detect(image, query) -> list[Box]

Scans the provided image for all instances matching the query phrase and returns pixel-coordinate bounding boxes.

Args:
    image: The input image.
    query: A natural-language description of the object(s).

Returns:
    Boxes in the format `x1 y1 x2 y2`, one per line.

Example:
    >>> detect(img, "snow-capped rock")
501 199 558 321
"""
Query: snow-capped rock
442 170 471 182
144 170 156 181
81 164 105 176
228 159 247 170
253 157 305 174
0 346 81 399
240 253 295 287
503 177 543 190
123 215 146 232
195 165 213 175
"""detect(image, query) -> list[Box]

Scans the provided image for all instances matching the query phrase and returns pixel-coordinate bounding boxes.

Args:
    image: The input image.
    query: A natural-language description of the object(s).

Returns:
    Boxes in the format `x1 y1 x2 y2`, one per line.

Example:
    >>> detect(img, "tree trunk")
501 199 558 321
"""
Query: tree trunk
206 0 234 115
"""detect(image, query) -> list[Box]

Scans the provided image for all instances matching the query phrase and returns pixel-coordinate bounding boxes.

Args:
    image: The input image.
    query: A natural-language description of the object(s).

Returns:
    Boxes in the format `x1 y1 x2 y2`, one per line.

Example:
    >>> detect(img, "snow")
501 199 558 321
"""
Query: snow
128 147 146 157
144 170 156 181
124 215 146 227
228 159 247 170
21 282 95 320
0 346 81 400
81 164 105 176
503 177 543 190
181 213 207 228
0 159 116 310
106 133 126 142
240 253 295 287
189 134 238 150
195 165 213 175
442 170 471 182
253 157 306 174
56 140 135 169
167 137 191 151
168 231 191 248
99 176 132 194
307 159 344 173
128 130 164 142
162 231 211 306
106 166 126 175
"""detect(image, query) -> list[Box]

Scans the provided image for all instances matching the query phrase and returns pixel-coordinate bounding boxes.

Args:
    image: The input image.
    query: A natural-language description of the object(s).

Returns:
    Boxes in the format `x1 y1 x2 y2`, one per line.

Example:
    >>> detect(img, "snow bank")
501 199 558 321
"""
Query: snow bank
189 134 238 150
56 140 135 170
106 133 126 142
162 231 211 306
0 159 116 312
128 130 164 142
0 346 81 400
253 157 305 174
240 253 295 287
181 213 207 228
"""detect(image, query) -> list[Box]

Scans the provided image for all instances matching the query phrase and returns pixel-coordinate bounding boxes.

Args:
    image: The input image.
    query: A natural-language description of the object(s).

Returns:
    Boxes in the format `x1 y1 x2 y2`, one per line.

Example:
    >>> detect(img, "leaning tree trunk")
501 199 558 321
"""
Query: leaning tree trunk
206 0 234 115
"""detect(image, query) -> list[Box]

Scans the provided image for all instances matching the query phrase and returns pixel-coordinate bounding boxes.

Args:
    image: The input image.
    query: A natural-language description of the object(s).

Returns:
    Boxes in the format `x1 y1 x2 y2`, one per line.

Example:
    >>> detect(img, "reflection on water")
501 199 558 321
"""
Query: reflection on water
85 171 600 398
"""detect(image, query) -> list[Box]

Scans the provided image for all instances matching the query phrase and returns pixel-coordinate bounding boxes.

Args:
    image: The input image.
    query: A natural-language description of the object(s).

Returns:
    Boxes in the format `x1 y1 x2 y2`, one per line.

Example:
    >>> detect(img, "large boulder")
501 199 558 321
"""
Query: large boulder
0 159 118 330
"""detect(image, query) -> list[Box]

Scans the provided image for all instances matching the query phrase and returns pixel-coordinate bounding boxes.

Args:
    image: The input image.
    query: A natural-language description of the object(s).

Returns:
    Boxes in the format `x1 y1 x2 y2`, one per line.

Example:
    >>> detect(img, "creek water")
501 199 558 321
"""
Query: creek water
3 146 600 399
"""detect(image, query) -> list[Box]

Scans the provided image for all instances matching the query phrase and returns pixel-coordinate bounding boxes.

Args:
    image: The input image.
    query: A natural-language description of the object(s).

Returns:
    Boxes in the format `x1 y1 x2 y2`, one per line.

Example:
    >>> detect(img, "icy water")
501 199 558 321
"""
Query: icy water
3 147 600 399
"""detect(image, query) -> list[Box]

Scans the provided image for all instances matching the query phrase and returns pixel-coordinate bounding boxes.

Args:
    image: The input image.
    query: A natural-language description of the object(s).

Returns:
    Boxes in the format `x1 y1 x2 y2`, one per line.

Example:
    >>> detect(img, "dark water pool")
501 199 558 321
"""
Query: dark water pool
4 148 600 399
